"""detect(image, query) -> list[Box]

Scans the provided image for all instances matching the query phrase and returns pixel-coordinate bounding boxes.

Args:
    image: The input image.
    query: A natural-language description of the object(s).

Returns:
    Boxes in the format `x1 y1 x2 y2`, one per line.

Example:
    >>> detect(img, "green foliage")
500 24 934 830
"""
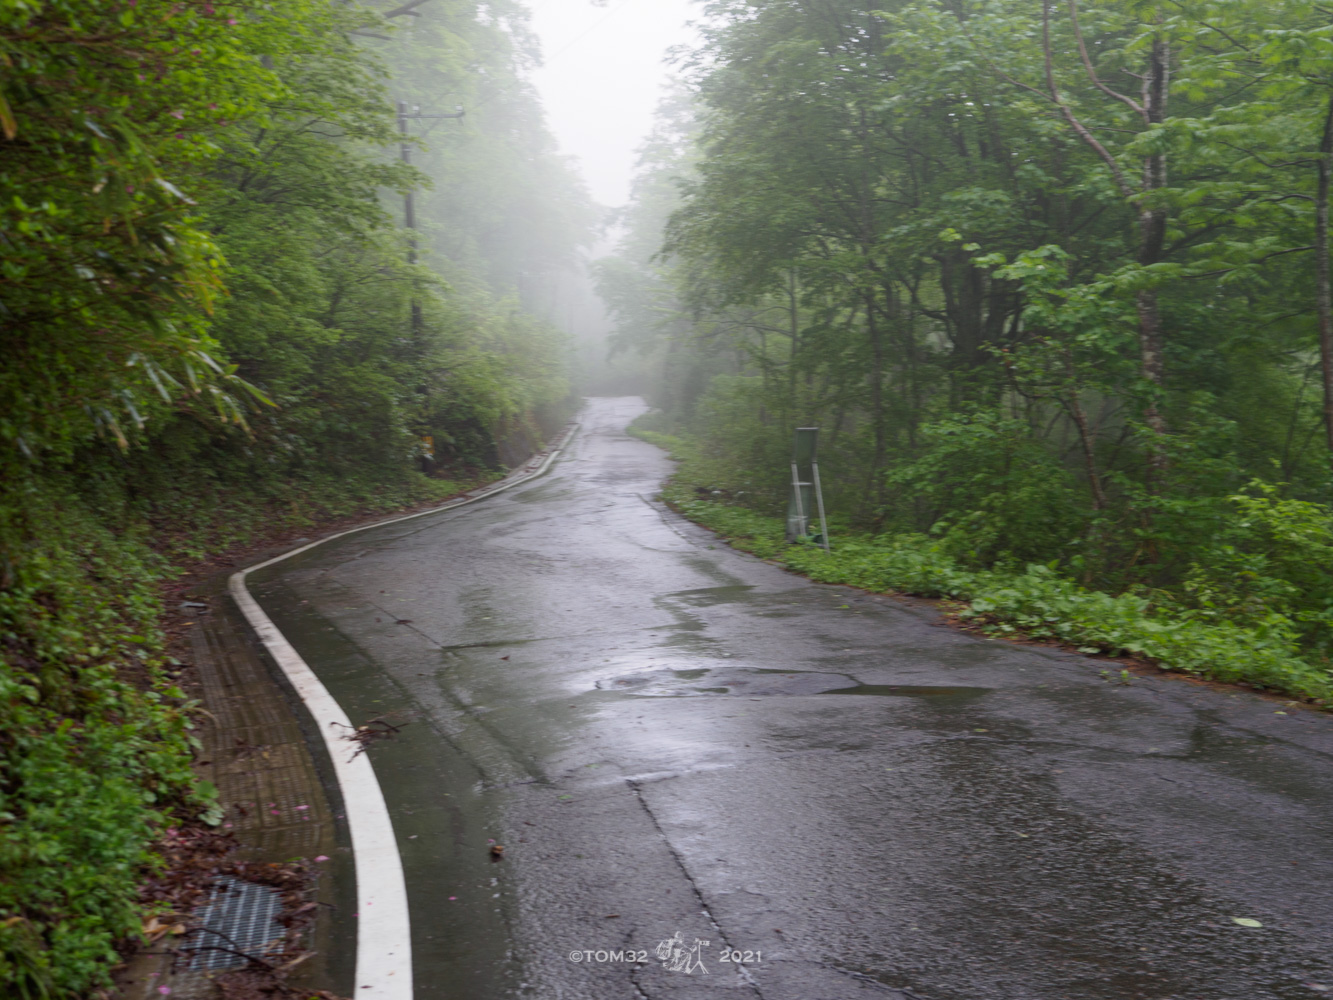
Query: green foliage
602 0 1333 703
0 476 201 997
0 0 334 462
1 0 587 995
1180 481 1333 653
882 412 1086 568
644 427 1332 703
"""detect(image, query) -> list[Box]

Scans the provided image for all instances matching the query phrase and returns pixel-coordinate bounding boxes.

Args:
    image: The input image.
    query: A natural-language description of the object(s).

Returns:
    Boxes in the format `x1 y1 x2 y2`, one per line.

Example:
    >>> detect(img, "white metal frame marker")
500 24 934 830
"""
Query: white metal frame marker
227 423 578 999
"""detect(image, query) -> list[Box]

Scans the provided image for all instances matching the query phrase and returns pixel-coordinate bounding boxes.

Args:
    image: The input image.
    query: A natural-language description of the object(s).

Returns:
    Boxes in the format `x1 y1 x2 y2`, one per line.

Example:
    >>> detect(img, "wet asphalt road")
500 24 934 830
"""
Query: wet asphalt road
252 397 1333 1000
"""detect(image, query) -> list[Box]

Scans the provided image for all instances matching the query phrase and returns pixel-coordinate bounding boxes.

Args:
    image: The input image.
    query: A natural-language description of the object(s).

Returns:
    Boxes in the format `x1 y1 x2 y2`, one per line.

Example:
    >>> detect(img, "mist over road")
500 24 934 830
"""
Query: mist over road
253 397 1333 1000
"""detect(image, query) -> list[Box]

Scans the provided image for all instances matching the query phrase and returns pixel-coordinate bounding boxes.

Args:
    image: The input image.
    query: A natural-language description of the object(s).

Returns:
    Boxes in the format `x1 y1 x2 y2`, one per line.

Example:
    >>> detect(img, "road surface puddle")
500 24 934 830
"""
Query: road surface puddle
596 667 991 700
819 684 990 700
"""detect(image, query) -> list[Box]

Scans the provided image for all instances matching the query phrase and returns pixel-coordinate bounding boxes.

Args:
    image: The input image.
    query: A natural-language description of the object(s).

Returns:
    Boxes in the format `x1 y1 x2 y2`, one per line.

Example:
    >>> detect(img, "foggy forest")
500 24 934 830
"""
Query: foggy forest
5 1 1333 997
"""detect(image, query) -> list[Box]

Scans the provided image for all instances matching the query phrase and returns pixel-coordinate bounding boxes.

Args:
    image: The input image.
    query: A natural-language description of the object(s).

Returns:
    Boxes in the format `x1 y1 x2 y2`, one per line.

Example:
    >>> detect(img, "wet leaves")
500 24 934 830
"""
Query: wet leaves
1231 917 1263 928
142 916 189 943
332 716 407 760
137 826 346 998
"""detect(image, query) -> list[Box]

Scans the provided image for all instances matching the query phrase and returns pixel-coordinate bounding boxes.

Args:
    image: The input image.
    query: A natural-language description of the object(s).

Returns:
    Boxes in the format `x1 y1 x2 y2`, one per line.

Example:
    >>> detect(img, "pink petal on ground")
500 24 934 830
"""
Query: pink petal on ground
314 855 330 862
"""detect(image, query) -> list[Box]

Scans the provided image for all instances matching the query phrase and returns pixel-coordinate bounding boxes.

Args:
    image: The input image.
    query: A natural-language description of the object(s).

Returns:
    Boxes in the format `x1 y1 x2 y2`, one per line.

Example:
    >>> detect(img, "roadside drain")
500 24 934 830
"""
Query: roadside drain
188 877 285 971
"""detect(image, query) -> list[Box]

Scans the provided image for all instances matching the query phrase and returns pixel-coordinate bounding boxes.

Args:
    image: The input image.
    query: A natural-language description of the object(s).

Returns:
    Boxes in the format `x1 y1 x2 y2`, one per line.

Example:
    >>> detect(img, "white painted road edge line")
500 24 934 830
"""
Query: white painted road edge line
227 422 579 999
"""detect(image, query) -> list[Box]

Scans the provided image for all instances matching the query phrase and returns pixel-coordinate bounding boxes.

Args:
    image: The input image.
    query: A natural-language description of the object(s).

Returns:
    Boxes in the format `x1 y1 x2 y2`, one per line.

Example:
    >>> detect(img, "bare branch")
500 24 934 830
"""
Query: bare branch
1213 138 1320 171
1069 0 1146 120
1187 245 1315 278
954 7 1137 199
381 0 433 18
1041 3 1138 199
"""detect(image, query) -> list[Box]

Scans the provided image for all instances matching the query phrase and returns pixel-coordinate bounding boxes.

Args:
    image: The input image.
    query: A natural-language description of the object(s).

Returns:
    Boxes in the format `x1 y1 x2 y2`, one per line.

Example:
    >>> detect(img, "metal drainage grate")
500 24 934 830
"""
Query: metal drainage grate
188 877 285 972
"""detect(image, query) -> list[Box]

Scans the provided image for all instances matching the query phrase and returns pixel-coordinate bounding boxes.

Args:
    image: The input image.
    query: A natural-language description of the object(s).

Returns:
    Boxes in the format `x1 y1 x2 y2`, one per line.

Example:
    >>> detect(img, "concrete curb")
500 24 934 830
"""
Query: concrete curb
227 422 579 999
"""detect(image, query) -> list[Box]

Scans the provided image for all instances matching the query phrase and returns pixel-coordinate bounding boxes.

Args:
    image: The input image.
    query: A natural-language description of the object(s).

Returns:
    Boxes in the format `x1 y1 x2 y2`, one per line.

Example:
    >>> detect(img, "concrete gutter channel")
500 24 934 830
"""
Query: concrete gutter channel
119 423 579 1000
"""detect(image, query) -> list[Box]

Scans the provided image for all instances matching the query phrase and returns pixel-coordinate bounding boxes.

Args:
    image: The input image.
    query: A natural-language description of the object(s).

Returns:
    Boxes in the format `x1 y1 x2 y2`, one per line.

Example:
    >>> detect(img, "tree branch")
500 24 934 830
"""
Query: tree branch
955 6 1137 199
1041 3 1138 199
1187 245 1315 278
1069 0 1146 120
381 0 433 19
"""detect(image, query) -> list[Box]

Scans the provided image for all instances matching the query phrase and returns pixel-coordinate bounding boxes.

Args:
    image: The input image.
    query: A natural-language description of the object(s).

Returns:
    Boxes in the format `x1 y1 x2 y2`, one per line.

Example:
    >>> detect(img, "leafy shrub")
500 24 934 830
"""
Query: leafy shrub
882 411 1086 569
1179 481 1333 654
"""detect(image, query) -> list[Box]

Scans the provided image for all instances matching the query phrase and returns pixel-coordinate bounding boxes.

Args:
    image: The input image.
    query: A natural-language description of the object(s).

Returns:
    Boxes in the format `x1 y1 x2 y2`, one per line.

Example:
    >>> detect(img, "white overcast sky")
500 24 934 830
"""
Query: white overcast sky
526 0 699 207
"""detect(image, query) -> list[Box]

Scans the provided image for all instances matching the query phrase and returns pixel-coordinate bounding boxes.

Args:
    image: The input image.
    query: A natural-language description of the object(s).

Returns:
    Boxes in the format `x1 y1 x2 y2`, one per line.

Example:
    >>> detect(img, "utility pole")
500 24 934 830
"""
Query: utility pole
396 101 464 333
396 101 463 474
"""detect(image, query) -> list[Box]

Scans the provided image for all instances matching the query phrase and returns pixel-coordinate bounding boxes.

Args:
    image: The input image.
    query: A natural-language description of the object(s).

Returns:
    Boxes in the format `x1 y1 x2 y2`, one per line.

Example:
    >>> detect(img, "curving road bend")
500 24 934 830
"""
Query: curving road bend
250 397 1333 1000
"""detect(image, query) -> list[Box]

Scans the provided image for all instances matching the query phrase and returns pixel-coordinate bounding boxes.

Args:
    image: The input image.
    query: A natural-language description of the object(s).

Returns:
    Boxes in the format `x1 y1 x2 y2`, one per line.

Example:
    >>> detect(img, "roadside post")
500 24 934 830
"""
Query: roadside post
396 101 463 472
786 427 830 552
395 101 465 335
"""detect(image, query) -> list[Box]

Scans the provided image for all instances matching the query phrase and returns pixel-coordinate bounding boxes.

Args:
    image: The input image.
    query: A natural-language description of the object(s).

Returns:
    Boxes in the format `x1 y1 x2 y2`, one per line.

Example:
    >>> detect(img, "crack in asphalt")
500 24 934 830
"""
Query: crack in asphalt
820 963 914 996
308 586 547 789
339 607 724 656
628 972 652 999
634 492 708 547
626 778 764 998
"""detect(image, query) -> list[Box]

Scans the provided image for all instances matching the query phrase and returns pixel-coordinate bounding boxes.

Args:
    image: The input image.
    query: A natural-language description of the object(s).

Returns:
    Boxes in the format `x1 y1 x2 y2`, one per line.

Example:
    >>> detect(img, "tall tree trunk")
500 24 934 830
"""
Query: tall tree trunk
1057 2 1173 487
1064 350 1107 511
1317 94 1333 458
787 268 800 420
865 291 887 486
1136 35 1171 486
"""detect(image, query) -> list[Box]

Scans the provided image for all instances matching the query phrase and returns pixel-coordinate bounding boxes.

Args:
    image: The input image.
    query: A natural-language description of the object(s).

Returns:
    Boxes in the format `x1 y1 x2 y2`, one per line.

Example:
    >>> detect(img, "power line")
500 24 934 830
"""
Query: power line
543 0 639 65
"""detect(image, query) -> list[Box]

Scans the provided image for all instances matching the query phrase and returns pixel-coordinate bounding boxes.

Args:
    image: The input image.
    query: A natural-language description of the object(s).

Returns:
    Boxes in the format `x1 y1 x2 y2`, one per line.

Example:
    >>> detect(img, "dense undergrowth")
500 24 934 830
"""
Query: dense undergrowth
0 480 196 999
0 452 505 998
635 424 1333 706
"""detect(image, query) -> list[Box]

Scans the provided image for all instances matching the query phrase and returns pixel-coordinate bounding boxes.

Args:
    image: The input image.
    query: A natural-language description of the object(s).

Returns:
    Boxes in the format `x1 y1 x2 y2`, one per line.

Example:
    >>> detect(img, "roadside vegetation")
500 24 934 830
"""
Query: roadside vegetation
635 423 1333 704
0 1 585 994
601 2 1333 707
